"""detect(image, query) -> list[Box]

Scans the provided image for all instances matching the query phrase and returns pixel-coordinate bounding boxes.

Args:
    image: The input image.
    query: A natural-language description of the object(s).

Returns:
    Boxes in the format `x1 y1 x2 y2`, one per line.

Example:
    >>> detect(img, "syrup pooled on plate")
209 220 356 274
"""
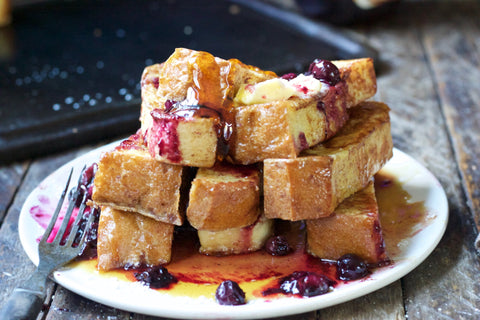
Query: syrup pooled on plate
374 172 432 257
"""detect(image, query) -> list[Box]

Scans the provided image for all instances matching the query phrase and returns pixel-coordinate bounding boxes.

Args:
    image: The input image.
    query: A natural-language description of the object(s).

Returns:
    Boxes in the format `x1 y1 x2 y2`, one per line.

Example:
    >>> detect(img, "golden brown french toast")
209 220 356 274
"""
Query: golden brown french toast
140 48 276 167
140 48 276 131
306 181 388 263
97 206 175 271
197 214 273 255
263 101 393 221
139 49 376 167
187 162 261 231
92 48 392 268
231 58 377 164
91 134 186 225
332 58 377 108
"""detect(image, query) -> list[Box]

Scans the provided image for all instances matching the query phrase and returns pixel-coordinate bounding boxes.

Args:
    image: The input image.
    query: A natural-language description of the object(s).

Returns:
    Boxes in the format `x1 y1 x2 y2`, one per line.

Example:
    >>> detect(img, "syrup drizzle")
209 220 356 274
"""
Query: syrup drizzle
150 52 236 162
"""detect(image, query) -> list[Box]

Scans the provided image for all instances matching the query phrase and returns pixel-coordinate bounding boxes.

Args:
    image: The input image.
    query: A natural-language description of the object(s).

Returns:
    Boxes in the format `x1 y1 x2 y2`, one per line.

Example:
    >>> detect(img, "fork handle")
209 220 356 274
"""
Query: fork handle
0 288 45 320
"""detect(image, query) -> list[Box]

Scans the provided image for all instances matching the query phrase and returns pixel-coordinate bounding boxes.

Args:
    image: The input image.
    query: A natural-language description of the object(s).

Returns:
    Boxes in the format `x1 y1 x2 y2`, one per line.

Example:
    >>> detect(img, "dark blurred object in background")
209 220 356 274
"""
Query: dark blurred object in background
266 0 399 25
297 0 399 25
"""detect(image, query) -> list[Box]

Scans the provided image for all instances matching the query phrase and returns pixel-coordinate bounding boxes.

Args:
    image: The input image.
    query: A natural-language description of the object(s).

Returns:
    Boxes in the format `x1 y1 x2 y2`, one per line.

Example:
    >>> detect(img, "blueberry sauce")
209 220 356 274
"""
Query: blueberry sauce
69 163 97 207
164 99 176 112
152 77 159 89
297 132 309 151
215 280 246 305
148 108 182 163
319 83 348 140
70 163 101 259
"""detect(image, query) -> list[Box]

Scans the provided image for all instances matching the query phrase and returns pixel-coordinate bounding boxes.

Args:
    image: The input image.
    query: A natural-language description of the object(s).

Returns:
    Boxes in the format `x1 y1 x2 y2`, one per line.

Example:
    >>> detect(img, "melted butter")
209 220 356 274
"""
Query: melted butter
71 172 431 300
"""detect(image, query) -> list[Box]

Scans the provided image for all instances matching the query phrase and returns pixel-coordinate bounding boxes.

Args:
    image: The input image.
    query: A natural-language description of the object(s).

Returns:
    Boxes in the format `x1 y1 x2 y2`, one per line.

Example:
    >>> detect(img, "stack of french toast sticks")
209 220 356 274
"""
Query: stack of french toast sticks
90 48 392 271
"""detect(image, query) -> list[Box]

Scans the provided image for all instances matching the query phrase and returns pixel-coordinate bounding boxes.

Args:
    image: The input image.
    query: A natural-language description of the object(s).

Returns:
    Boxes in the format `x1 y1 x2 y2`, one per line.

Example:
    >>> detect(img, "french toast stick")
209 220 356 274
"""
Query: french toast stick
140 48 275 167
306 181 388 263
97 206 175 271
91 134 186 225
263 101 393 221
197 214 273 255
187 162 261 231
231 58 377 164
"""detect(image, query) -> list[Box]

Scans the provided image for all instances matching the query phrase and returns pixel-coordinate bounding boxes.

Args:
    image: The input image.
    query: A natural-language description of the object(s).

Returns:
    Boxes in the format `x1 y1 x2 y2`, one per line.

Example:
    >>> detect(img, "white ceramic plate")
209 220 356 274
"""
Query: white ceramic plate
19 144 448 319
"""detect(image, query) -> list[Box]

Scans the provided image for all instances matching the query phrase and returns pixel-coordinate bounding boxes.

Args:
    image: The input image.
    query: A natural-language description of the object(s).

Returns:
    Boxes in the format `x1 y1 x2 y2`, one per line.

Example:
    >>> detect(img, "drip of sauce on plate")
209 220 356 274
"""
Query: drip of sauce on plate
374 172 432 257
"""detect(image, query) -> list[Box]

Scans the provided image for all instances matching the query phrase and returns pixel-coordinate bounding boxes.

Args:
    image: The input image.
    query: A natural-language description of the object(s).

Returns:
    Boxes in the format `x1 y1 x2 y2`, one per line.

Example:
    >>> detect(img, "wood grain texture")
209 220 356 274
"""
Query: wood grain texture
367 1 480 319
0 163 27 222
420 1 480 251
318 282 405 320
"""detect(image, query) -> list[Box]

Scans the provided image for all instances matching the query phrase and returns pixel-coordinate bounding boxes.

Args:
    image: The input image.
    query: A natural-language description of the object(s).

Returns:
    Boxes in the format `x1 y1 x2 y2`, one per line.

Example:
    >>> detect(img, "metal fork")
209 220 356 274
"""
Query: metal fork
0 168 95 320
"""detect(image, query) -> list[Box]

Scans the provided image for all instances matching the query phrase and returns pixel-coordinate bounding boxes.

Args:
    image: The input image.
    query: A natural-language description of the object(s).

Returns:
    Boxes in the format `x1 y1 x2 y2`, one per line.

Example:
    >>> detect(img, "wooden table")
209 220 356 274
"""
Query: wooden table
1 1 480 319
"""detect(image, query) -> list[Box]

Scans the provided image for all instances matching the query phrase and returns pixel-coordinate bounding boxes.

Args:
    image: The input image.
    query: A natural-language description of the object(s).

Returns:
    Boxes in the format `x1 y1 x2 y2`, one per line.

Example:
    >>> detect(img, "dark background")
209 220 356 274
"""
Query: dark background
0 0 380 162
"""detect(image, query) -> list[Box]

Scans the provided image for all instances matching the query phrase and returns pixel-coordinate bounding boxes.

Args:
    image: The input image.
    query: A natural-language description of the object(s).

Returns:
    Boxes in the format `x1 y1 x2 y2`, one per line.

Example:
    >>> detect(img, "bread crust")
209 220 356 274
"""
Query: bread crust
263 101 393 220
187 163 261 230
92 135 185 225
306 181 388 263
97 206 174 271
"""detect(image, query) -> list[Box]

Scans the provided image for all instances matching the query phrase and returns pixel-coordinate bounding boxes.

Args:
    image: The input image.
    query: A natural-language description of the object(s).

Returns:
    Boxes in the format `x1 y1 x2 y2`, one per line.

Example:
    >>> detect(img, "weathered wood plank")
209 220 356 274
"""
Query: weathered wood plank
421 0 480 249
0 162 28 222
318 282 405 320
366 2 480 319
45 286 134 320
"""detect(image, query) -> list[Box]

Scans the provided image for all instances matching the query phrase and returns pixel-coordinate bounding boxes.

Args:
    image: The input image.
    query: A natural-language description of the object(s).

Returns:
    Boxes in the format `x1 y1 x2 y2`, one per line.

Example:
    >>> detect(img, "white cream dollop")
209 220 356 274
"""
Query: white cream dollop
234 74 325 105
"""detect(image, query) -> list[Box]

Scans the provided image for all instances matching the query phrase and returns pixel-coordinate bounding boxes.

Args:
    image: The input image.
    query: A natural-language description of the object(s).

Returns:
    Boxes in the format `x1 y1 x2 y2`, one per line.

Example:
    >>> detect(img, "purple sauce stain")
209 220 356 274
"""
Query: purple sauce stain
148 109 182 163
29 194 78 243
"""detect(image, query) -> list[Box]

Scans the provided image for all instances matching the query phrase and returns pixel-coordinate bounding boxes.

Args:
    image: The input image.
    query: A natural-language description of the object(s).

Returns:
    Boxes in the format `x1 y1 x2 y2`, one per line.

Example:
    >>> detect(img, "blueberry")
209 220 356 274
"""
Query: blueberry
279 271 333 297
134 266 178 289
308 59 341 86
265 235 292 256
336 254 369 281
215 280 246 306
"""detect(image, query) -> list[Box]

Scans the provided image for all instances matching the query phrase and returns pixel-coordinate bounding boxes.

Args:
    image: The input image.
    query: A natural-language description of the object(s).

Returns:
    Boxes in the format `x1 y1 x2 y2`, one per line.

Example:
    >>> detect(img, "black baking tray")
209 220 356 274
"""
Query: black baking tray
0 0 377 163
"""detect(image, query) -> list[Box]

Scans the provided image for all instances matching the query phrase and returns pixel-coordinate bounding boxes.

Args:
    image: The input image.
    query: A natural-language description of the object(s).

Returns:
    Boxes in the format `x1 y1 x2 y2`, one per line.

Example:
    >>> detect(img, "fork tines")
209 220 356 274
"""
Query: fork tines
40 167 94 253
